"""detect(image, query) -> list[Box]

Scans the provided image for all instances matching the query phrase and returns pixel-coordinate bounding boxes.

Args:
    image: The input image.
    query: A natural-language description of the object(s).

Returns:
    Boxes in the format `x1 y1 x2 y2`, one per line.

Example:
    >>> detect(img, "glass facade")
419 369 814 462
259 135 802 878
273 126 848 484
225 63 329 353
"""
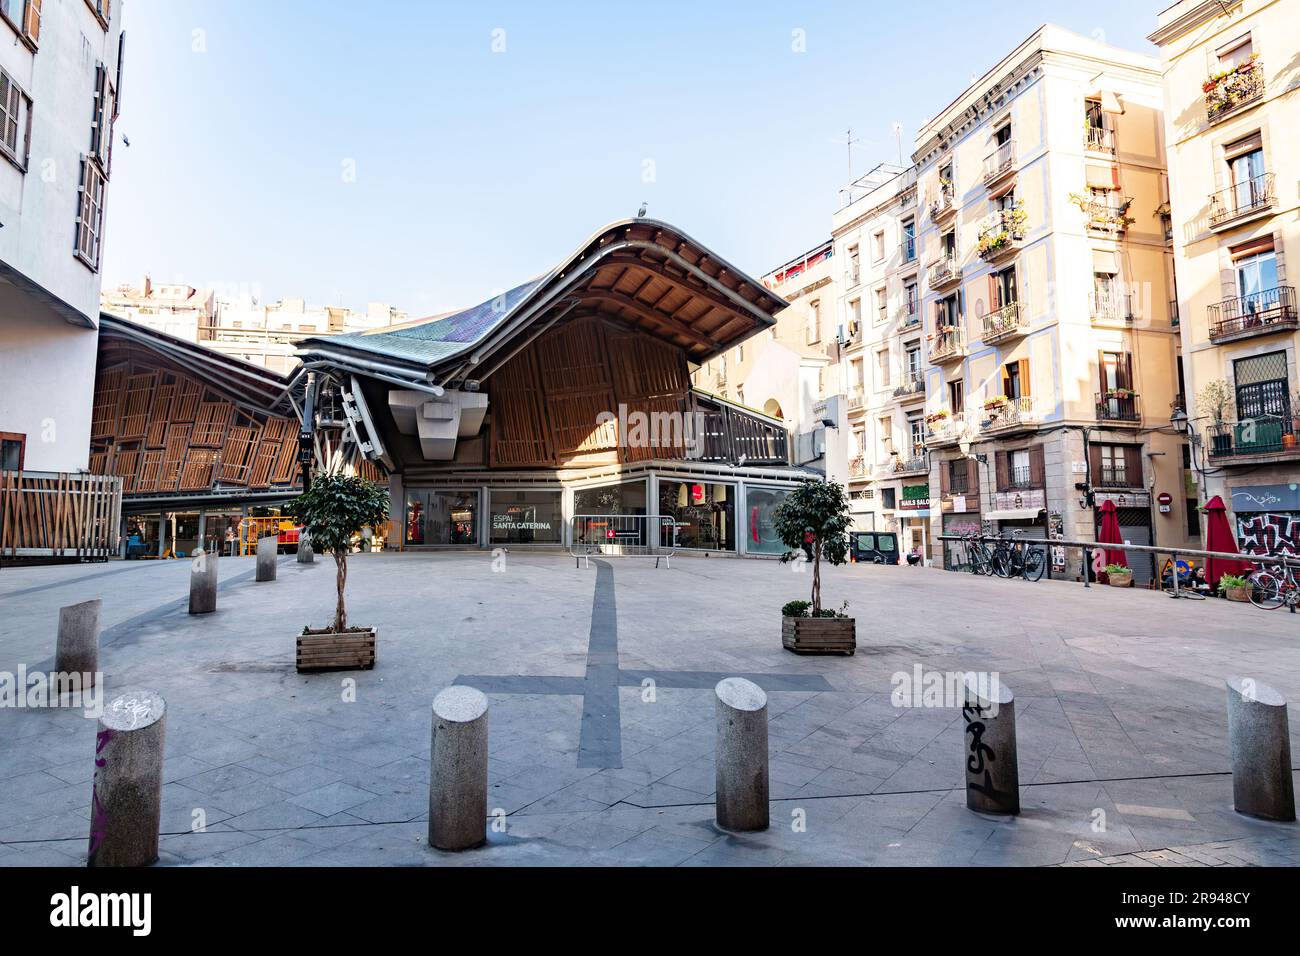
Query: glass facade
489 489 563 545
573 480 647 517
658 479 735 551
406 490 479 546
745 487 790 555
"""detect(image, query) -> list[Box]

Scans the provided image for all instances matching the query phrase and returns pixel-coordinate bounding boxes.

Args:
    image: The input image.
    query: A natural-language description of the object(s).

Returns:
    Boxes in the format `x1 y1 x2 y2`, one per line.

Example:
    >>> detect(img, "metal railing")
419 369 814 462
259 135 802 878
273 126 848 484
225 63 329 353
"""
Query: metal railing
1208 415 1297 459
929 254 961 287
981 301 1025 342
1084 200 1131 231
930 325 964 362
846 386 866 411
976 209 1025 260
926 412 967 444
899 307 921 329
981 395 1036 432
1207 286 1297 340
848 455 869 478
930 186 955 221
983 141 1015 183
1209 172 1275 227
893 369 924 398
1096 391 1140 422
1089 290 1132 322
1084 126 1115 152
570 514 677 568
1205 59 1265 123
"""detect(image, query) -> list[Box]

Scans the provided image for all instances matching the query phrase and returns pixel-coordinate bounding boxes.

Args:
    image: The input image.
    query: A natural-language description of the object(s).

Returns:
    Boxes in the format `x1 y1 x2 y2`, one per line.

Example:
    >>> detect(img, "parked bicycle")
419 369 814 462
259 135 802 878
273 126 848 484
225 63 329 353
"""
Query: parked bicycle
963 532 1044 581
1248 561 1300 611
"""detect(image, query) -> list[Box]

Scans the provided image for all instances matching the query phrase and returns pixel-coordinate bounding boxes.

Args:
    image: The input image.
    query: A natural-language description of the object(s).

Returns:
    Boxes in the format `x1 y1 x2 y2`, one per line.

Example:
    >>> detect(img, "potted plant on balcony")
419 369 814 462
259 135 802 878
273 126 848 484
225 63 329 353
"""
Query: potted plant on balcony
286 472 391 672
774 480 855 655
1197 379 1234 457
1218 573 1251 602
1204 54 1261 118
1105 387 1135 400
1105 563 1132 588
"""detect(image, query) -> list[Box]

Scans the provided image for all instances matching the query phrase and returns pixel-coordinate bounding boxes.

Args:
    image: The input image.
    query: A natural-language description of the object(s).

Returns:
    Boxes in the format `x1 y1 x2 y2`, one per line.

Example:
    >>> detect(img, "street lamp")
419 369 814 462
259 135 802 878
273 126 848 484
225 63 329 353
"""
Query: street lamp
1170 406 1189 436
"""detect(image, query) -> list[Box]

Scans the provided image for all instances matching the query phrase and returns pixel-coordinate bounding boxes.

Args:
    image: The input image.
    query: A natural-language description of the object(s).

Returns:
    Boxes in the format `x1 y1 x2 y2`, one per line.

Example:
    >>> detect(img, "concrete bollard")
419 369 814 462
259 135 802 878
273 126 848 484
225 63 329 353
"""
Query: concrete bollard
188 549 218 614
715 677 769 831
88 690 166 867
56 599 101 683
297 531 314 564
1226 677 1296 821
962 673 1019 815
256 534 277 582
428 686 489 851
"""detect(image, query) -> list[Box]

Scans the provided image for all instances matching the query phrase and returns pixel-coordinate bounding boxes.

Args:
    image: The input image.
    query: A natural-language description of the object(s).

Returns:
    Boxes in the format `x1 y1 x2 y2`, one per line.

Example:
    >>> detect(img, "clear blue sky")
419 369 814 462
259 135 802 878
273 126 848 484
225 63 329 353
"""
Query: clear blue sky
103 0 1163 317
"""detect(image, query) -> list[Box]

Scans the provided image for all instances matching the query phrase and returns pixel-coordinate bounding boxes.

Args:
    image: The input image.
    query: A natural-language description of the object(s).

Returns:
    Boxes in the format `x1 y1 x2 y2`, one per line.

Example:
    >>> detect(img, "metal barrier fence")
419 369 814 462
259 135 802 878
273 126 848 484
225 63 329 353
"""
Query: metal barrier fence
570 514 677 569
938 533 1300 598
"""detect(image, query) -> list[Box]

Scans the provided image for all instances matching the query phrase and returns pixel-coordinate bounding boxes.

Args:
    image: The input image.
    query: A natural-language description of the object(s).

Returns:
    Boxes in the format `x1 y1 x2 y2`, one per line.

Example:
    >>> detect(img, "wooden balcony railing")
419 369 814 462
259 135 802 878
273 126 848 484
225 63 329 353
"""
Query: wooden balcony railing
686 397 788 465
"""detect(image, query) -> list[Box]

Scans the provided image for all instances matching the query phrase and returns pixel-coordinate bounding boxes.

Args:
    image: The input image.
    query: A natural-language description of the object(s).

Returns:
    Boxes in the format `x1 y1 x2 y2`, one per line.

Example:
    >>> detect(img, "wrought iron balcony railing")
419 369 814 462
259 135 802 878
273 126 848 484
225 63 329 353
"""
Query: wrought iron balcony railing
1208 415 1297 459
983 141 1015 185
976 208 1026 261
848 455 870 478
981 301 1025 343
1096 391 1140 423
1084 126 1115 153
846 386 866 412
893 370 924 400
925 413 966 446
981 395 1038 433
930 187 956 221
929 254 961 289
1209 172 1276 229
1089 290 1133 323
929 325 964 363
1205 58 1265 124
1096 467 1137 489
1207 286 1297 342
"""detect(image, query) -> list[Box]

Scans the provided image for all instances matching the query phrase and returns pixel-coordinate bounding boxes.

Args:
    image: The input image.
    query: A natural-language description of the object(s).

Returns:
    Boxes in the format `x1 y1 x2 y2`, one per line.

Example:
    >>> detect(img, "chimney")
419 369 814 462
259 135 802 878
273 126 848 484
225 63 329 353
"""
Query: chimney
142 275 152 298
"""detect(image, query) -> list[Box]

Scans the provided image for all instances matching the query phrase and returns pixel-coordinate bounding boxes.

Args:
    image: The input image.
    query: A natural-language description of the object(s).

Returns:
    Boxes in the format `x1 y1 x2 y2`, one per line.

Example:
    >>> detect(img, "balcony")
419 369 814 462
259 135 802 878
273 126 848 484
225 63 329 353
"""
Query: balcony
1205 57 1265 125
1209 173 1276 231
846 386 866 413
1096 391 1141 426
980 301 1026 344
1084 126 1115 153
900 236 918 267
848 455 870 479
891 452 929 477
898 306 921 331
1082 198 1132 234
1089 290 1134 325
928 254 962 291
892 370 925 403
842 322 864 349
983 141 1016 188
1208 415 1300 462
930 186 956 223
687 395 789 465
929 325 965 364
899 184 918 208
1095 467 1140 490
980 395 1040 435
976 206 1026 263
1207 287 1297 344
925 413 966 447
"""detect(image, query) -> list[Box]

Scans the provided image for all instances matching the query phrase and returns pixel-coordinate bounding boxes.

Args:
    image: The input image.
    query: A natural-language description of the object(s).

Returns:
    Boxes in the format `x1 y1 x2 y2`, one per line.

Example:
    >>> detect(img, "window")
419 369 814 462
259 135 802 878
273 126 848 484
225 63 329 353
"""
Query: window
875 286 888 324
90 63 116 175
0 68 31 169
1085 98 1105 133
941 231 956 261
737 343 744 363
84 0 110 28
488 490 563 545
903 282 918 320
75 159 106 269
1233 350 1290 432
847 245 860 286
848 298 861 334
1094 444 1140 488
1186 498 1201 538
995 446 1043 491
0 432 24 471
881 487 897 510
878 415 894 462
904 343 921 378
0 0 39 43
1001 359 1030 401
907 414 925 452
806 299 821 344
876 348 890 389
936 293 959 328
901 219 916 262
992 266 1017 309
948 378 964 411
995 187 1017 213
1009 449 1031 487
994 123 1012 147
873 230 885 262
1216 34 1252 70
947 458 970 494
1233 241 1278 304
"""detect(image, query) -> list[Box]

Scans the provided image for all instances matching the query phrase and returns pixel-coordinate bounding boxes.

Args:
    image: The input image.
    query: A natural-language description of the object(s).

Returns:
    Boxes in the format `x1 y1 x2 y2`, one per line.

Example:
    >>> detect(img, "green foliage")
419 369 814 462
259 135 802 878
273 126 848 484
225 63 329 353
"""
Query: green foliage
782 600 811 618
1105 563 1130 575
772 480 852 614
286 473 389 632
1218 574 1249 593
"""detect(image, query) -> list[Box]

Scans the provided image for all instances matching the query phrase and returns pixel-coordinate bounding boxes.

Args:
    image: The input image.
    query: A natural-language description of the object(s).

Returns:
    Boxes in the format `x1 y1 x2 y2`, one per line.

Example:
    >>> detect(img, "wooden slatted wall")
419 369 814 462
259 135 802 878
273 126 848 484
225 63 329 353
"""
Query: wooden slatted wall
0 471 122 559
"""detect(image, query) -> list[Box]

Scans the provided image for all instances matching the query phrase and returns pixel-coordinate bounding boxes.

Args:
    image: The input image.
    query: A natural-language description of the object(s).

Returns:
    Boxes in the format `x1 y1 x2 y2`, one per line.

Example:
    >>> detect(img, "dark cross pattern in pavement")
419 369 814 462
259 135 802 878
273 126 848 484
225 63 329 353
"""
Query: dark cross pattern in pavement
456 560 833 768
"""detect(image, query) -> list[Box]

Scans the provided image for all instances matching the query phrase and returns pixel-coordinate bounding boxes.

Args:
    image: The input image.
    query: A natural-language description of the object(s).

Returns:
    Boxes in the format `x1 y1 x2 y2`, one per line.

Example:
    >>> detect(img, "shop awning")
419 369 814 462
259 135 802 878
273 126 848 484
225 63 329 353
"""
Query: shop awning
985 508 1042 521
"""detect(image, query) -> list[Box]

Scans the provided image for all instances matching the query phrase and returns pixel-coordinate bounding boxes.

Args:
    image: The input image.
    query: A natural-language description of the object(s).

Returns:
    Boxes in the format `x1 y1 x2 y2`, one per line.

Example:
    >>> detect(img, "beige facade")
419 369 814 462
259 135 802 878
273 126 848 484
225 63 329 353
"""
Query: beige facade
1150 0 1300 554
910 25 1191 580
831 164 928 549
691 242 838 474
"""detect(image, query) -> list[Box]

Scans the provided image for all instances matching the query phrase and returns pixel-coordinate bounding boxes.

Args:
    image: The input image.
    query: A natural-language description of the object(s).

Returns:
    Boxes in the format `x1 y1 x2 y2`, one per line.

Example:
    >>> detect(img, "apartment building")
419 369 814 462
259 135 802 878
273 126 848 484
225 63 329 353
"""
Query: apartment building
0 0 124 472
1150 0 1300 555
103 278 407 373
832 163 929 550
691 241 838 476
912 25 1191 581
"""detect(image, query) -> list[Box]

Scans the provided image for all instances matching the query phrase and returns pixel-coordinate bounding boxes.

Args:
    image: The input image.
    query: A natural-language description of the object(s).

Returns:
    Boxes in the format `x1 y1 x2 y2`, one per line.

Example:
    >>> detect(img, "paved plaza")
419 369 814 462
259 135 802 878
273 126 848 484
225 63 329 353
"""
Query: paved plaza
2 551 1299 867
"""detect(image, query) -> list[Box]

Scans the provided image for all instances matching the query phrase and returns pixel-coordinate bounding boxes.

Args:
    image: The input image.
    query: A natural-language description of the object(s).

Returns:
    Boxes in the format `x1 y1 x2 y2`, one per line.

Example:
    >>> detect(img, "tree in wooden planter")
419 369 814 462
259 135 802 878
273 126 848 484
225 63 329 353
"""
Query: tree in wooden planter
286 473 390 671
773 480 856 655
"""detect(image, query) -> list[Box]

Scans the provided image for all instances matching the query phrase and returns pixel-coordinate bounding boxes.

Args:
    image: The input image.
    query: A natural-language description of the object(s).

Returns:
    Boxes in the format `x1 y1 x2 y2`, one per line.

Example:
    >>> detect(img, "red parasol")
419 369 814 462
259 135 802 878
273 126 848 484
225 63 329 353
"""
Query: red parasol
1203 495 1254 586
1097 499 1128 567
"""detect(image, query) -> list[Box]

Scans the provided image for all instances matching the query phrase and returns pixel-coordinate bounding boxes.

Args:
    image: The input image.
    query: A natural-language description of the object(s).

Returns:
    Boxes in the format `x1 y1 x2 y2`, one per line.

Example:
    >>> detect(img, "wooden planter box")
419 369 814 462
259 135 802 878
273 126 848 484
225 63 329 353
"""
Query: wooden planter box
1224 586 1250 603
782 616 856 656
296 627 377 672
1107 571 1132 588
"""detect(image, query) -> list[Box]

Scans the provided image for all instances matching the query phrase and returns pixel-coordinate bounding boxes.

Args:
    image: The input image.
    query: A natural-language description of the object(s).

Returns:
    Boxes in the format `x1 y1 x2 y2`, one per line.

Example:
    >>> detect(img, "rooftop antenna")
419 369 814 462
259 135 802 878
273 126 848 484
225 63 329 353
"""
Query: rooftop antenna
891 122 903 166
840 128 861 181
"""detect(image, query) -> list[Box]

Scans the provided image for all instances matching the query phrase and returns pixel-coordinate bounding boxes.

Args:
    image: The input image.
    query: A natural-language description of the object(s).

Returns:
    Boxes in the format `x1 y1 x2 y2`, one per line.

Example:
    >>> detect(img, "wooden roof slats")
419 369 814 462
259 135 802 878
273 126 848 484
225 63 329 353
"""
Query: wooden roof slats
178 449 219 491
218 426 259 485
173 381 203 423
488 348 554 467
191 402 234 447
118 372 157 441
91 367 125 440
270 437 300 485
248 441 279 489
137 449 163 493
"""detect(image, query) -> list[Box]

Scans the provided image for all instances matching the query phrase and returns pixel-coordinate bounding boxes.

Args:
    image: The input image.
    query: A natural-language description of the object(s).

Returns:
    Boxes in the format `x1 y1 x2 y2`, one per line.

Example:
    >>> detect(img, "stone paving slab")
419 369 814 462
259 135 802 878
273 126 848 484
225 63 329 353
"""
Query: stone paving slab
2 551 1299 866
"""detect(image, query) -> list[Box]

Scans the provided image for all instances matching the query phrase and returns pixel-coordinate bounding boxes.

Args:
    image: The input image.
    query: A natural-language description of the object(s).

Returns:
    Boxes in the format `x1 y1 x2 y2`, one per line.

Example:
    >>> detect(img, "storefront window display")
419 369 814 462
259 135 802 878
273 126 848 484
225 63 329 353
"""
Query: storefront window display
658 479 736 551
745 487 790 555
489 489 564 545
406 490 479 546
572 480 647 517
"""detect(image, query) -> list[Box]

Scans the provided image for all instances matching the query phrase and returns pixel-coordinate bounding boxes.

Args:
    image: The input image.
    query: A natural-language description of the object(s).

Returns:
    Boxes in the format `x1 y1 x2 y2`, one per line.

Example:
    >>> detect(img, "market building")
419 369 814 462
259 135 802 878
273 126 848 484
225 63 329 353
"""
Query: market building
296 218 806 556
1149 0 1300 555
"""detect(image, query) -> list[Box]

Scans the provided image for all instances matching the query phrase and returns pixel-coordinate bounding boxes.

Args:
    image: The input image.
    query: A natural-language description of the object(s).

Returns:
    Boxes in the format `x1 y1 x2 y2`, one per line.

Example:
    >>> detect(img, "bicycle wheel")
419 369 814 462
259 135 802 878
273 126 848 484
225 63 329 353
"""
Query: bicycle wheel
1021 546 1045 582
1248 570 1285 610
990 549 1012 578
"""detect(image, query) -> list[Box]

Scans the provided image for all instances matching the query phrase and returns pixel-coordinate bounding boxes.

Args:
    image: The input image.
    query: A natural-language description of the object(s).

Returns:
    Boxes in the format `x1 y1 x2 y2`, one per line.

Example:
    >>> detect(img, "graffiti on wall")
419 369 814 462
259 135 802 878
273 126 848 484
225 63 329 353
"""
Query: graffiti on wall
1237 512 1300 556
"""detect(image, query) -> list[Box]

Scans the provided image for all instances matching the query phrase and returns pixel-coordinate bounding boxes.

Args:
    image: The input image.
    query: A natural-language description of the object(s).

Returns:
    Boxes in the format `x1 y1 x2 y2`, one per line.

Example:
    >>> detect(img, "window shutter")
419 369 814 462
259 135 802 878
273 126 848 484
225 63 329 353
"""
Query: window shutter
1089 443 1103 483
1119 353 1134 390
1018 358 1031 397
939 459 950 493
1029 445 1046 487
1098 350 1108 392
90 64 106 157
1124 445 1143 484
1001 365 1010 397
967 458 979 493
995 451 1010 491
115 31 126 114
25 0 41 42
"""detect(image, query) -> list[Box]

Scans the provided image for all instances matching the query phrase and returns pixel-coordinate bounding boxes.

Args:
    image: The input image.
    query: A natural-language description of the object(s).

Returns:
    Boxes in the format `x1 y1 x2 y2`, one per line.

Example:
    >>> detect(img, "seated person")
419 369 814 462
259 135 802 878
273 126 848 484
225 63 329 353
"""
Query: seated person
1189 567 1213 593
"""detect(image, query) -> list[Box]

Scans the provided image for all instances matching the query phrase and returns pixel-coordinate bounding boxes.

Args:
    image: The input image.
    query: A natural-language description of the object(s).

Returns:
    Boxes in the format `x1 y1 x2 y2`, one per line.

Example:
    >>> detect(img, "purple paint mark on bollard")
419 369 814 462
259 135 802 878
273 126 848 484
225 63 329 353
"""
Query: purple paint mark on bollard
88 728 114 861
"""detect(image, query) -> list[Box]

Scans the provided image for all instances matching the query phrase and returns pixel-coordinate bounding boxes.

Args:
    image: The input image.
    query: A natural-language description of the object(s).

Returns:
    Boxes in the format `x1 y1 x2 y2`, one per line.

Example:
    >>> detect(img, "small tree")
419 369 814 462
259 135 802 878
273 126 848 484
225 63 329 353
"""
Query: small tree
773 480 851 615
1196 379 1233 430
286 473 390 632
